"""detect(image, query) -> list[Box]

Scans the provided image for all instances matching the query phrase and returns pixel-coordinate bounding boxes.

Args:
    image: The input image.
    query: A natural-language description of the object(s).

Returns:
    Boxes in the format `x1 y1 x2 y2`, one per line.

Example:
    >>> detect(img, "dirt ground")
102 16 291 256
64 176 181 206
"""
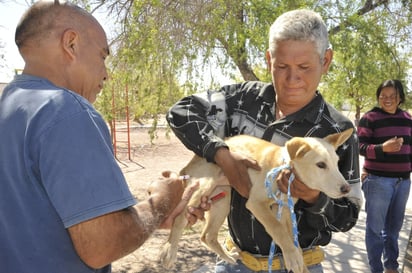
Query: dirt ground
110 123 412 273
110 124 222 273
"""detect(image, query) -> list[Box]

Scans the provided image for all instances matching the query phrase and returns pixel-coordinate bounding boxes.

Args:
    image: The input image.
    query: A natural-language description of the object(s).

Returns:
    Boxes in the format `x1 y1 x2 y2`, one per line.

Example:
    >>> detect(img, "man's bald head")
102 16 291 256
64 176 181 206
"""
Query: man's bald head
15 1 109 103
15 1 98 49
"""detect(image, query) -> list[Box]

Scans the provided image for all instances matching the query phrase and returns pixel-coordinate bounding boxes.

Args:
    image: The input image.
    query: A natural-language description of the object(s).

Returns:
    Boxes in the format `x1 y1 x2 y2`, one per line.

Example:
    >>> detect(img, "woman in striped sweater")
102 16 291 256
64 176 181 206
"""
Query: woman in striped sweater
358 79 412 273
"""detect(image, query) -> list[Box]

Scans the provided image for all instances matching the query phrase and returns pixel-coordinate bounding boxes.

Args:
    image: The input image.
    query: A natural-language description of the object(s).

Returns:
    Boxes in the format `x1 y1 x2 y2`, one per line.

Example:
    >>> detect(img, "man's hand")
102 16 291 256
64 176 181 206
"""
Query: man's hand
159 180 200 229
184 186 228 226
214 148 261 198
185 195 211 226
148 171 199 229
276 168 320 204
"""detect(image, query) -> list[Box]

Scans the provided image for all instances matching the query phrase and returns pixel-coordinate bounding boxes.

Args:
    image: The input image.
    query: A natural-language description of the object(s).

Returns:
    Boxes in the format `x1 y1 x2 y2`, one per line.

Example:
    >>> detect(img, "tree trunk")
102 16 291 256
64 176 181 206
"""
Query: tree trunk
236 58 259 81
355 104 361 126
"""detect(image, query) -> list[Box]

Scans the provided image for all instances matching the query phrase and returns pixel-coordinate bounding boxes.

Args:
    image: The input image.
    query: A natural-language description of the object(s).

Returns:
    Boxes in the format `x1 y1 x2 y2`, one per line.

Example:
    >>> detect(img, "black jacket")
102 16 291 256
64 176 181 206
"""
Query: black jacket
167 81 361 255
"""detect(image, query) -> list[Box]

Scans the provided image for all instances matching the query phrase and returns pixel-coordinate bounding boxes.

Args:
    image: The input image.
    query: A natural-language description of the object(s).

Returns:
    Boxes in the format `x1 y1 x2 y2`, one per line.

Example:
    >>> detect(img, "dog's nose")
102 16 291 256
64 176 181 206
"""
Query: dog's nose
340 184 351 194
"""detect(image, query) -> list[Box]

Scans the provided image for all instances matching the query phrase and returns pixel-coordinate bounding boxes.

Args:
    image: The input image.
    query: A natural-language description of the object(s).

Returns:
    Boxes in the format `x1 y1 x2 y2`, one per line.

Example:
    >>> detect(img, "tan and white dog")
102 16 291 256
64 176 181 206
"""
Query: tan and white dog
160 128 354 273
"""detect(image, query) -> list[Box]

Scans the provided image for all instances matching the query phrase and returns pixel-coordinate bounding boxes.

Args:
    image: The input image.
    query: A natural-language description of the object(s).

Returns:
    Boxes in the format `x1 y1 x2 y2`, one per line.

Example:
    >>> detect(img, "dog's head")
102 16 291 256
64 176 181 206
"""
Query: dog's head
285 128 353 198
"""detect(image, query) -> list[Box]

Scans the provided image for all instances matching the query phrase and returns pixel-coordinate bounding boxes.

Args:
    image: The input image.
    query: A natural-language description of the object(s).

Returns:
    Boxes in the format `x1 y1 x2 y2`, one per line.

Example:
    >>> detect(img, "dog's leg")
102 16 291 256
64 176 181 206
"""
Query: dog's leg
246 189 308 273
160 175 219 269
159 177 205 268
159 211 188 269
200 186 239 264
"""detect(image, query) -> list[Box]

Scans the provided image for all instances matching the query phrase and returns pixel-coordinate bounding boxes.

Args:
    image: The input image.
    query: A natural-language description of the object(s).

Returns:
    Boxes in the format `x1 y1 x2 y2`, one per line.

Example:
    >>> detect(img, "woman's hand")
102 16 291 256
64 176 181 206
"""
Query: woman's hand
382 136 403 153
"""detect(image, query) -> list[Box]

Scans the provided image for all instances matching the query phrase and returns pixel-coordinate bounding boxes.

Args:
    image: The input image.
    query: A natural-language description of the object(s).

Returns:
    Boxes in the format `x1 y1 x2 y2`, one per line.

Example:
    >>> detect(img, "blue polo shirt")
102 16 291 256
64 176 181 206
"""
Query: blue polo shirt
0 75 136 272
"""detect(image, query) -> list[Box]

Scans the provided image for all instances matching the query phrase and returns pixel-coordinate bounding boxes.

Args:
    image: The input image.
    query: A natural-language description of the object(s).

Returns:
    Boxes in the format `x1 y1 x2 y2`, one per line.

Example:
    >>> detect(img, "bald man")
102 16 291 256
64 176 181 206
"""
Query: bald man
0 1 197 272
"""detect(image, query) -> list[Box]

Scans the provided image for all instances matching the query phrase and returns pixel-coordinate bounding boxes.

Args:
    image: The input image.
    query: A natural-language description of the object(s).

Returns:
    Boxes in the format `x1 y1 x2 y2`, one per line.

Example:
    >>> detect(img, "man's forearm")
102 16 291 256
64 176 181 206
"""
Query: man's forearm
68 193 172 269
130 193 172 241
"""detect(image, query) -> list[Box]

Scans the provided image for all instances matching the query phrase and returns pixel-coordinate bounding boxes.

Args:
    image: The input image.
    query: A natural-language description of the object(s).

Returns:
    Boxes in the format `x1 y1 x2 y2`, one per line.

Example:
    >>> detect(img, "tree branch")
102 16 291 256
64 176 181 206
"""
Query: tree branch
329 0 389 35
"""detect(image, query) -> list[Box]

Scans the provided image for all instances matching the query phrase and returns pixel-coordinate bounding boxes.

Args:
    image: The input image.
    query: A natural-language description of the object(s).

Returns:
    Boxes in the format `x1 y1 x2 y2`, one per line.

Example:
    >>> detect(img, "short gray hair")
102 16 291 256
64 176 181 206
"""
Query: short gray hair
268 9 329 59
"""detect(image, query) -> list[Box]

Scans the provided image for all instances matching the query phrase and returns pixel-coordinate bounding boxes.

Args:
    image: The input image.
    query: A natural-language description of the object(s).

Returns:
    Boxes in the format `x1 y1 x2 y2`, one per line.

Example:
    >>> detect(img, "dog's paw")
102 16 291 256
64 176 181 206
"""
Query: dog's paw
217 249 239 265
283 249 306 273
159 242 177 269
228 248 240 261
220 254 238 265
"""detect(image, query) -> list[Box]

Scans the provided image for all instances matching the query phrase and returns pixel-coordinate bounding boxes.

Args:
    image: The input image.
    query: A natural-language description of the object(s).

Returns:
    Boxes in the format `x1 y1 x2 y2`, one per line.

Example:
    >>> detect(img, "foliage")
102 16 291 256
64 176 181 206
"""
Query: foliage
88 0 412 137
94 0 317 130
321 0 412 121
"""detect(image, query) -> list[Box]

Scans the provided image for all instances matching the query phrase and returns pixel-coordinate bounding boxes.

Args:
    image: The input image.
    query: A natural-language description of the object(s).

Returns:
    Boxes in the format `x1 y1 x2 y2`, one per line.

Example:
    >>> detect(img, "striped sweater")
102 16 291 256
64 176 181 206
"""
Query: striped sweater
358 106 412 178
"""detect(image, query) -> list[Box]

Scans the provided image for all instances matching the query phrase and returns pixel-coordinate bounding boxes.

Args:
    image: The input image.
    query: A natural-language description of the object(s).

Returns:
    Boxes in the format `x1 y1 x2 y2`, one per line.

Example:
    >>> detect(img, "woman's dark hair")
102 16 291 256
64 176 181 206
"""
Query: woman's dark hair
376 79 405 105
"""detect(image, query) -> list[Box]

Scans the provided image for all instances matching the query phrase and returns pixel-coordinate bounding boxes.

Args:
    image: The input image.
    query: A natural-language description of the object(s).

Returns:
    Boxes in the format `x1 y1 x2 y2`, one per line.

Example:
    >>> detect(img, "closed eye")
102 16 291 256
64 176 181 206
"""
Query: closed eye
316 162 327 169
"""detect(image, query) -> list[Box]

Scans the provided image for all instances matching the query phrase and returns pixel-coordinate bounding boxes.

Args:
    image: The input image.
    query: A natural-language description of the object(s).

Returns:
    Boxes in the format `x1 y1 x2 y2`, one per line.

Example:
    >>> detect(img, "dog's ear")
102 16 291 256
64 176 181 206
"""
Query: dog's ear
324 128 354 149
286 138 311 160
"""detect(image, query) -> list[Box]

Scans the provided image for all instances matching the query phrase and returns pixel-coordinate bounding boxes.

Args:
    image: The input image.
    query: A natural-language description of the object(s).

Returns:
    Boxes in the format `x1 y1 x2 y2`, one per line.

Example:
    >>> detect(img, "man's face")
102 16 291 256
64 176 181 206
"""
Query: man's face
72 23 109 103
266 40 332 111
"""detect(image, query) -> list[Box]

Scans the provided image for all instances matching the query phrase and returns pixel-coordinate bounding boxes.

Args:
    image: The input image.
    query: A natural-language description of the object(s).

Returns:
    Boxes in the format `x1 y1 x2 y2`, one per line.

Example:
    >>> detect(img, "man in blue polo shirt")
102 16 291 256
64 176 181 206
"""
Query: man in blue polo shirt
0 1 195 272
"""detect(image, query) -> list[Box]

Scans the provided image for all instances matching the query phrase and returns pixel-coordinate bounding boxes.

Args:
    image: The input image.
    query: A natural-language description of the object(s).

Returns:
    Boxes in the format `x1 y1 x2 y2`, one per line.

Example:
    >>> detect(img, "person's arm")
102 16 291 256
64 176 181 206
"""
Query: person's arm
38 106 197 269
166 90 229 162
358 113 403 161
358 115 382 158
214 147 260 198
166 84 260 197
68 175 197 269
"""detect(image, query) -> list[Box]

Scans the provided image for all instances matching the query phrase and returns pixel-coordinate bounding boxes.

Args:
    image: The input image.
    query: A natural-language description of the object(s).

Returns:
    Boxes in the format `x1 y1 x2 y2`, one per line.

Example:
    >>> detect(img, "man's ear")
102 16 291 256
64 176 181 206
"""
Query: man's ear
321 48 333 74
61 29 78 59
265 50 272 72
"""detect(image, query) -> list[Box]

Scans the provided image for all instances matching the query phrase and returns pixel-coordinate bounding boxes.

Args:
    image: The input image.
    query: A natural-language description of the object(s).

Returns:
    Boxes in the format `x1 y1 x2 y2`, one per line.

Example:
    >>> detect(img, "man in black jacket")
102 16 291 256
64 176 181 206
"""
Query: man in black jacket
167 9 362 273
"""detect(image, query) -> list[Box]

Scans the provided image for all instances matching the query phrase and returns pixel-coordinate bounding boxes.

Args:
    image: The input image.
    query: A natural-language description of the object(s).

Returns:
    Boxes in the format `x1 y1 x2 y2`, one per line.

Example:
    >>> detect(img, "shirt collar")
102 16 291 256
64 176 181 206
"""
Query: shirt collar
275 90 326 124
257 83 326 124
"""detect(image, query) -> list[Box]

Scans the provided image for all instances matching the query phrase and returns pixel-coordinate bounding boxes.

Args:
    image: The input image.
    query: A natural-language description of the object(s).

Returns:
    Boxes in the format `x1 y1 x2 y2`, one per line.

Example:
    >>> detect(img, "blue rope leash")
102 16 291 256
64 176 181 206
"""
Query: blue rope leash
264 165 298 273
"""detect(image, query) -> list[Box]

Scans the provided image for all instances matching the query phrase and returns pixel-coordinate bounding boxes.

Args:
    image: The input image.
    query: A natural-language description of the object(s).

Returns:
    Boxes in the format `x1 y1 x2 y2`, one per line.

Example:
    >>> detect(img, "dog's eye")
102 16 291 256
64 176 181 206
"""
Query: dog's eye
316 162 327 169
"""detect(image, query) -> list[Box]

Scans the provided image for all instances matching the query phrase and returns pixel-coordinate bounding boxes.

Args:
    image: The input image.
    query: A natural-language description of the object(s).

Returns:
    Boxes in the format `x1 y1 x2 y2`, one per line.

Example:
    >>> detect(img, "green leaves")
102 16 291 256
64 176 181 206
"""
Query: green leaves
92 0 412 136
